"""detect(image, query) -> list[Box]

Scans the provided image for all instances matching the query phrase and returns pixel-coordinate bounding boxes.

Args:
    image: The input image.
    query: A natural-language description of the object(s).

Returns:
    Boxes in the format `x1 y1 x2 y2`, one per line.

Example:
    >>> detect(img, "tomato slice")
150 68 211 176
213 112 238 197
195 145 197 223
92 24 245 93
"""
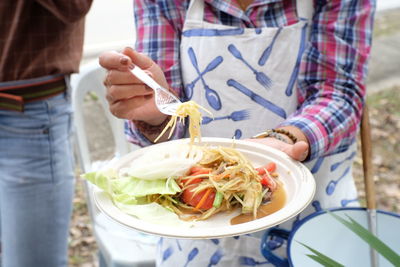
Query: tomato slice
260 174 277 191
181 186 216 210
256 162 276 175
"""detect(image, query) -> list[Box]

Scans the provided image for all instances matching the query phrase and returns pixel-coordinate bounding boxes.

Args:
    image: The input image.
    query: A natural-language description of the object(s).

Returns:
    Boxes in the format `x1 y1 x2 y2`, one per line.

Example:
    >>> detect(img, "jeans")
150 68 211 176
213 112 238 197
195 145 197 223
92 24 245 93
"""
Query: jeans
0 92 74 267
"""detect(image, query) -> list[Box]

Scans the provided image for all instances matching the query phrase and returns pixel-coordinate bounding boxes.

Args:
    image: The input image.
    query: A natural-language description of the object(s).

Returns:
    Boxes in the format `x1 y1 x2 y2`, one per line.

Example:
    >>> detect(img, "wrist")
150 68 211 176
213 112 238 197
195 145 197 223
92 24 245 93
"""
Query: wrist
252 126 309 146
276 126 309 145
133 116 170 136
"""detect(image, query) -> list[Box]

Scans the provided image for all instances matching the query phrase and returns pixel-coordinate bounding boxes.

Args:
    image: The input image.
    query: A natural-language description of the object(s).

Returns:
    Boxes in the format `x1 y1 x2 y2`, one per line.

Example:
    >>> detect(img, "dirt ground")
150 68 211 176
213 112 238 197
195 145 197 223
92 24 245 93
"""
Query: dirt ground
67 9 400 267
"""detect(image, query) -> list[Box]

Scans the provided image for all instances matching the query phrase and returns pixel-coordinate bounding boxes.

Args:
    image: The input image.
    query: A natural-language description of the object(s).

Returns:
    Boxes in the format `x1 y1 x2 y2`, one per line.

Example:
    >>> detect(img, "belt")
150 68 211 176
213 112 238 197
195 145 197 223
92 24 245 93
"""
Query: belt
0 76 67 112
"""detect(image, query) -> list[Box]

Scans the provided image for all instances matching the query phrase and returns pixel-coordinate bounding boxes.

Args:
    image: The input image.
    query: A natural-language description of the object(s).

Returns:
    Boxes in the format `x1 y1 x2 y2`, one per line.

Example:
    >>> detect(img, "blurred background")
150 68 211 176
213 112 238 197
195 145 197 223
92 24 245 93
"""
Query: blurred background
68 0 400 266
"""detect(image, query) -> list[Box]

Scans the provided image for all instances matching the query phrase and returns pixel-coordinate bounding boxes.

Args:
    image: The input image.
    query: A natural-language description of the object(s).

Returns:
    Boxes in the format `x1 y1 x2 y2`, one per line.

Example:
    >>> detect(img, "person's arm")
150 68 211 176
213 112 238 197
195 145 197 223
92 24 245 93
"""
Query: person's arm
35 0 93 23
125 0 189 146
278 0 376 161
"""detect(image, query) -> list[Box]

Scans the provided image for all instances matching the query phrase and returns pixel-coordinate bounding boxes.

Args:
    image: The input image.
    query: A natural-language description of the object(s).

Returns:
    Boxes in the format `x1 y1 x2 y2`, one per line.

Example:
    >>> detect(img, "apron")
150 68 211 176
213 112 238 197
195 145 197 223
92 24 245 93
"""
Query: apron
157 1 359 266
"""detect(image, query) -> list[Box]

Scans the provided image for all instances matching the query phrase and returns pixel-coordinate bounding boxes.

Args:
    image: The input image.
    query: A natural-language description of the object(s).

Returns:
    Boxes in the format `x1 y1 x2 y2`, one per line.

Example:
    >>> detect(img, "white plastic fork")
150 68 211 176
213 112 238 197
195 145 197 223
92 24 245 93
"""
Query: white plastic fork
130 65 182 116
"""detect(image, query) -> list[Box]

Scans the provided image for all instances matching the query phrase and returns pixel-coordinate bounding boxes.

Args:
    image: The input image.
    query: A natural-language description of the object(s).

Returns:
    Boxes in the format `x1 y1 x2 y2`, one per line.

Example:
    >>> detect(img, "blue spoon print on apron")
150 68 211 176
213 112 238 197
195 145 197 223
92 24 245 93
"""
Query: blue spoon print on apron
188 47 222 110
326 166 351 195
258 27 282 66
310 156 324 174
202 109 250 124
228 44 272 89
239 256 270 266
162 246 174 262
208 249 224 267
330 151 356 172
341 197 359 207
185 55 223 100
234 129 242 139
227 79 287 119
184 247 199 267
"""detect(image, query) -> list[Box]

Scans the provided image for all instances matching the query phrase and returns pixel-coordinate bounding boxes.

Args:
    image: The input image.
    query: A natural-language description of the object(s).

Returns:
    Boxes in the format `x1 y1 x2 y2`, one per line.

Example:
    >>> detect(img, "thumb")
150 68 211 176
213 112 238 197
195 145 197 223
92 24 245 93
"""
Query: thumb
284 141 309 161
122 47 153 70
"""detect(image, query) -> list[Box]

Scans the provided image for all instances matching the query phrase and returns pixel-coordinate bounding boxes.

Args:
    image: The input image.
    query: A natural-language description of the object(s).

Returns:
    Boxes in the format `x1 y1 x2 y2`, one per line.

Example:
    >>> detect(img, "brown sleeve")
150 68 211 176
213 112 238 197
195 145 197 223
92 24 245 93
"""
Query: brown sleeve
35 0 93 23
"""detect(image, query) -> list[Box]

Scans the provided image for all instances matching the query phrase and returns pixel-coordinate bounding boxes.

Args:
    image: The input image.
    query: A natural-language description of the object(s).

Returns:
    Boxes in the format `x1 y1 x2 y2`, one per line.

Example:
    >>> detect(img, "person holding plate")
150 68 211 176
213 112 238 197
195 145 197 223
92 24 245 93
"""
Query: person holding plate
99 0 376 266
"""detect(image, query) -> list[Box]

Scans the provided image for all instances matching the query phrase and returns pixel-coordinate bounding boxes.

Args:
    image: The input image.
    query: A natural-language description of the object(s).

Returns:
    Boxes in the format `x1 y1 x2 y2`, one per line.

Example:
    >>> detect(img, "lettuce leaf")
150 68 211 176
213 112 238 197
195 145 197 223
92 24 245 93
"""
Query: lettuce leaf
82 169 187 225
83 170 181 197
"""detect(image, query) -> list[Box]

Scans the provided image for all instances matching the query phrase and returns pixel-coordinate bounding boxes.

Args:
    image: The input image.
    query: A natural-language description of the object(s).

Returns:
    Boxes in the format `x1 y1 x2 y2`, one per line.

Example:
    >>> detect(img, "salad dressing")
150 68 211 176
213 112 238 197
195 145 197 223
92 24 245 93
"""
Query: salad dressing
230 182 286 225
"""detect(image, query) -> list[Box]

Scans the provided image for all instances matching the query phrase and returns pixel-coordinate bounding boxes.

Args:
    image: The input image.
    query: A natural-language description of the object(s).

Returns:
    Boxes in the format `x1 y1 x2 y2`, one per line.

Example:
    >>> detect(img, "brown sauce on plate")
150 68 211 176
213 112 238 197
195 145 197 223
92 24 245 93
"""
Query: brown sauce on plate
230 183 286 225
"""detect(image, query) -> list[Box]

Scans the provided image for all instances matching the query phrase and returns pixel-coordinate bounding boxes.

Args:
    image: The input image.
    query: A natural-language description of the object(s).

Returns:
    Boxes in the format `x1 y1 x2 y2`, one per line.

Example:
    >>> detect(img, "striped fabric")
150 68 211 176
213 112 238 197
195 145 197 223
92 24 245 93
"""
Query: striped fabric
0 75 66 112
126 0 376 161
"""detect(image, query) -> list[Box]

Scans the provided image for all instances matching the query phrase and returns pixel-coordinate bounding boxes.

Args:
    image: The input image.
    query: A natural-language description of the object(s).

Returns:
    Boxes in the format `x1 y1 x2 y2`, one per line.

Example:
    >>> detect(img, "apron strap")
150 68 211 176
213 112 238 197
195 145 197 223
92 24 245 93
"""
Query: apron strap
186 0 205 22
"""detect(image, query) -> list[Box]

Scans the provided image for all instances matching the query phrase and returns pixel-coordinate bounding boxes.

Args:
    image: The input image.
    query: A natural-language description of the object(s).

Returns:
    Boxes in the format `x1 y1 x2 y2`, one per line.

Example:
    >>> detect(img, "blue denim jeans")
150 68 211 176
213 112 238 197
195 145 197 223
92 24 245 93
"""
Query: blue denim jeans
0 92 74 267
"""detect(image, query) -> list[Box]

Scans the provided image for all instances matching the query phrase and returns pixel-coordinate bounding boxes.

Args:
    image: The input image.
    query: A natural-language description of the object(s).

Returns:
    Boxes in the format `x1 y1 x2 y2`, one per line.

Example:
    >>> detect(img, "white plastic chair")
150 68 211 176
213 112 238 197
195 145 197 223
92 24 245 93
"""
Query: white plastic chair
70 62 158 267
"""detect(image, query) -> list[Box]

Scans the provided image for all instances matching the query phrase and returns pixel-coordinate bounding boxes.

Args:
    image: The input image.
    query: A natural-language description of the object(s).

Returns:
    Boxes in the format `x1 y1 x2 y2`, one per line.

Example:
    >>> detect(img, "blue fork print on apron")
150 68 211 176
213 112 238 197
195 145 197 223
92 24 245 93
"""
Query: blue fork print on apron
187 47 223 110
228 44 272 89
202 109 250 124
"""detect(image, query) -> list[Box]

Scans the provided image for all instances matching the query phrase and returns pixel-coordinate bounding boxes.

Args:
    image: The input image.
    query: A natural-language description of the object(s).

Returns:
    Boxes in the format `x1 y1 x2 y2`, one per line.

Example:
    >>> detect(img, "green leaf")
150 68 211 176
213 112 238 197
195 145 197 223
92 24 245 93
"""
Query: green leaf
306 255 341 267
298 242 345 267
328 211 400 266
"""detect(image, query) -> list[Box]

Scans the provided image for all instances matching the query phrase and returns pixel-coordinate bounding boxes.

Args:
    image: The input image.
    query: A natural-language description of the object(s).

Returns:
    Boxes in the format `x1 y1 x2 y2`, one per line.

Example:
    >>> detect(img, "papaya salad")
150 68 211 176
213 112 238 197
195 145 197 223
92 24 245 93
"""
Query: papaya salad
83 101 284 225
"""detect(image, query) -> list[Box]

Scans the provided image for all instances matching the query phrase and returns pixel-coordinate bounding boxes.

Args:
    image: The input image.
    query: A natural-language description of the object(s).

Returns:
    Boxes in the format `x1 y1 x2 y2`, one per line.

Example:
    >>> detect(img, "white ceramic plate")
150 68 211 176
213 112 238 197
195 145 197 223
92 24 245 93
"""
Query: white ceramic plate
93 137 316 239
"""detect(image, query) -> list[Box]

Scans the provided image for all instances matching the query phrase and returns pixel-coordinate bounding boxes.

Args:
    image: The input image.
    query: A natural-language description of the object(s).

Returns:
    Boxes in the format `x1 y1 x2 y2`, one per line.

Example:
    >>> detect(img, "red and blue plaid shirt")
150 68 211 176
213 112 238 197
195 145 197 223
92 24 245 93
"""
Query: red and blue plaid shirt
125 0 376 161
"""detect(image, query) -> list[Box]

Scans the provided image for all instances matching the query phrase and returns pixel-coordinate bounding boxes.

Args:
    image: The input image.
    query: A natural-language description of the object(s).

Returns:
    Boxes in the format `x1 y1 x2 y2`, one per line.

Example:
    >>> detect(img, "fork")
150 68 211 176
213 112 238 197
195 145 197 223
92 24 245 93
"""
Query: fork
130 65 182 116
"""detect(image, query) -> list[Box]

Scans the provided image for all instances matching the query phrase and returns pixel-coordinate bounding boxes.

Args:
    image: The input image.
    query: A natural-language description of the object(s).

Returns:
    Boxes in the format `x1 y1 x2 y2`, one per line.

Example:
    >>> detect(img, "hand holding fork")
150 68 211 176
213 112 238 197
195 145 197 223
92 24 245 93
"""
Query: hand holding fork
99 47 180 124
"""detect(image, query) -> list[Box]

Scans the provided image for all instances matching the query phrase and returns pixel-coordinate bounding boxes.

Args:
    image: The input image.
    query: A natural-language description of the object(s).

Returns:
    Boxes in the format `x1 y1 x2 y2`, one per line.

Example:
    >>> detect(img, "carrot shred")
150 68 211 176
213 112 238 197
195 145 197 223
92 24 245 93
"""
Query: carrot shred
195 188 212 210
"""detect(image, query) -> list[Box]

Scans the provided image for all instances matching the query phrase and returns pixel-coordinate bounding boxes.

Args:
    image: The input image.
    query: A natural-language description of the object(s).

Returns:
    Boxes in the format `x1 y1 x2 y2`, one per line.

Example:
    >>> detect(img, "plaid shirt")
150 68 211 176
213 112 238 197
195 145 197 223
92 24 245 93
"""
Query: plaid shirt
0 0 92 81
126 0 376 161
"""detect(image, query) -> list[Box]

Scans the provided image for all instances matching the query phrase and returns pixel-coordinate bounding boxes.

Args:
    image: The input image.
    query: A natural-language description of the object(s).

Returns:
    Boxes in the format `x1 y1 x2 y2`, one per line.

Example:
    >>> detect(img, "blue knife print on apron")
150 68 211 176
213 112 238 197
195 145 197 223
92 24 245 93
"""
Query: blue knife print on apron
226 79 287 119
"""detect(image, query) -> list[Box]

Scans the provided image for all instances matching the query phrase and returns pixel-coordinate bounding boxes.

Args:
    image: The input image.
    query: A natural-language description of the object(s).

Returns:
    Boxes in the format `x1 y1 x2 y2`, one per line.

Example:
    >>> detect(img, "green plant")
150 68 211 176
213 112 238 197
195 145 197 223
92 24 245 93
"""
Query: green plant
299 211 400 267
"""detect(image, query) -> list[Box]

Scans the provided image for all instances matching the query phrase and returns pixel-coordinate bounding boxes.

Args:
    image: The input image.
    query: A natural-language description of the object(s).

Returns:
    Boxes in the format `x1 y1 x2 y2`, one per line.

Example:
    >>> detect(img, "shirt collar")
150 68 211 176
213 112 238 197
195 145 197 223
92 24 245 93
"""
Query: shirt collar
204 0 282 22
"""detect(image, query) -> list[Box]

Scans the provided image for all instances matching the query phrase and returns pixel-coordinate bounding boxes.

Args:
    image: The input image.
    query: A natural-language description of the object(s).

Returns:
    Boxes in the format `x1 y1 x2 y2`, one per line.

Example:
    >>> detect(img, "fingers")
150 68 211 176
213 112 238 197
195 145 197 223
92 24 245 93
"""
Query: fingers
246 138 309 162
108 95 166 124
122 47 154 70
106 69 152 85
99 50 132 71
109 95 151 119
106 84 153 103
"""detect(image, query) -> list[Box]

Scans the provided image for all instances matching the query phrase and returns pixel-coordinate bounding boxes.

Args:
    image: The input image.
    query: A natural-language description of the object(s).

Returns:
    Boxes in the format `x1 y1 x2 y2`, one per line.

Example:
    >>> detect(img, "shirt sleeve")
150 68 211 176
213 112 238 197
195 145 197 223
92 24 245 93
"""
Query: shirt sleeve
279 0 376 161
35 0 93 23
125 0 188 147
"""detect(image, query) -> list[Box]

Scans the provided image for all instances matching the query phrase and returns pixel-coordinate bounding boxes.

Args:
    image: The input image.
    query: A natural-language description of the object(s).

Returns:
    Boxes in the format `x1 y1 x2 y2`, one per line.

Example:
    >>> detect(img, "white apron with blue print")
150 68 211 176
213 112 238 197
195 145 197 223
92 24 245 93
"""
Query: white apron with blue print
156 1 359 266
